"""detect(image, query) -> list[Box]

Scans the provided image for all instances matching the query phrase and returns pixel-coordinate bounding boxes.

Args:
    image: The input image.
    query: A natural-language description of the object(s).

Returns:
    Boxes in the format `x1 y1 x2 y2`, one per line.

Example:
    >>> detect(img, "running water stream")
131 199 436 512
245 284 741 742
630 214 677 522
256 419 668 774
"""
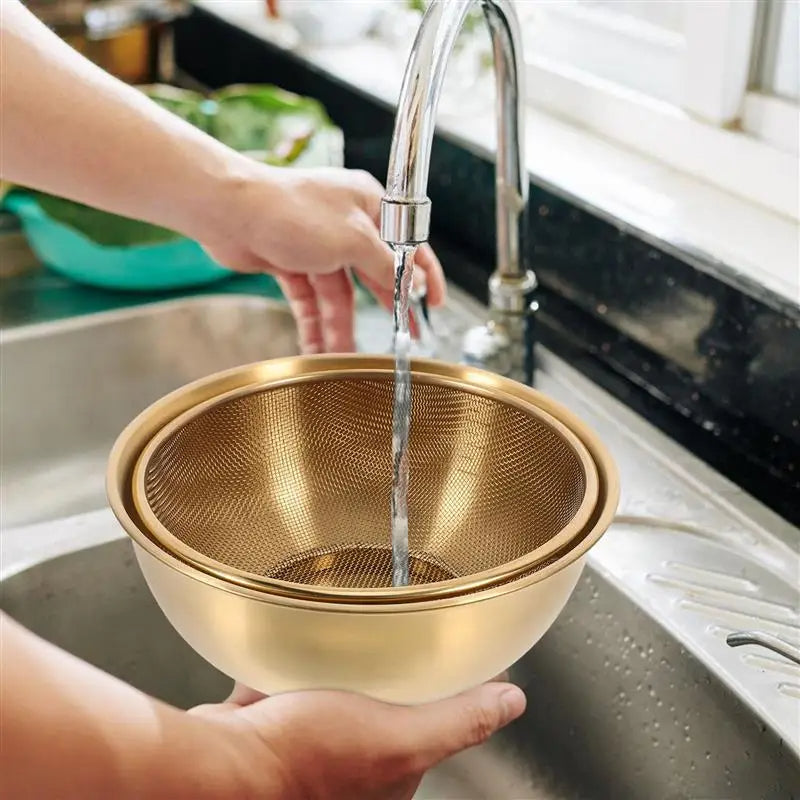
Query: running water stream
390 245 416 587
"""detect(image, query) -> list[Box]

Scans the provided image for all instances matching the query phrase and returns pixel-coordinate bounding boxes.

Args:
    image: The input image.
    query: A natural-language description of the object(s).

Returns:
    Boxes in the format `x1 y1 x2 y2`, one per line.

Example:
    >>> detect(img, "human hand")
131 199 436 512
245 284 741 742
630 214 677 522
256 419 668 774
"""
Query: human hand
201 160 445 354
190 681 526 800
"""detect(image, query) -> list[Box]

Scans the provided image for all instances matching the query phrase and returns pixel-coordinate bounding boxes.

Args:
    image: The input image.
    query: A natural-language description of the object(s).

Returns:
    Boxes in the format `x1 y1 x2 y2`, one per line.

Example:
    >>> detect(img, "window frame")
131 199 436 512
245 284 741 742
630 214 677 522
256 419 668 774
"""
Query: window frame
518 0 799 220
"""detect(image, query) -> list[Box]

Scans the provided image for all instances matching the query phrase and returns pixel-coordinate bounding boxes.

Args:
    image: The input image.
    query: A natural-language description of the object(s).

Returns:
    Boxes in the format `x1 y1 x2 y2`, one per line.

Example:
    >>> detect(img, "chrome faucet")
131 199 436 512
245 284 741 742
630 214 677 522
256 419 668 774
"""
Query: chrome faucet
380 0 537 384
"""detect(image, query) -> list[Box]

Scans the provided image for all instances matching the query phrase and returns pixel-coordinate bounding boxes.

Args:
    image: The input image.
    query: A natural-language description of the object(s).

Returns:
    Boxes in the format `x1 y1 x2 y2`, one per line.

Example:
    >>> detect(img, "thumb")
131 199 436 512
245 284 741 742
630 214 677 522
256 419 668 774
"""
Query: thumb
405 682 526 771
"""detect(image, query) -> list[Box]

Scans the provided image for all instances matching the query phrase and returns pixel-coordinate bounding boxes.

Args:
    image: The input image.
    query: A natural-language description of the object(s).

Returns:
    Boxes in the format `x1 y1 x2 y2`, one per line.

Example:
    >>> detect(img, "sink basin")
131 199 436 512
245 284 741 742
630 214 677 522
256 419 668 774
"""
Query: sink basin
0 296 298 528
1 285 798 797
2 524 797 798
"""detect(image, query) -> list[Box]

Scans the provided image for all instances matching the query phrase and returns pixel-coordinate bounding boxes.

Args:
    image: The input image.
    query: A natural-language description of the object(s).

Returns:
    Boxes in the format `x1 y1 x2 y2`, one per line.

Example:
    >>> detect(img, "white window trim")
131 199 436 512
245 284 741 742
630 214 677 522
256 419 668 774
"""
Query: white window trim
518 1 685 105
524 56 799 222
521 0 759 124
680 0 758 125
518 0 800 221
742 91 800 154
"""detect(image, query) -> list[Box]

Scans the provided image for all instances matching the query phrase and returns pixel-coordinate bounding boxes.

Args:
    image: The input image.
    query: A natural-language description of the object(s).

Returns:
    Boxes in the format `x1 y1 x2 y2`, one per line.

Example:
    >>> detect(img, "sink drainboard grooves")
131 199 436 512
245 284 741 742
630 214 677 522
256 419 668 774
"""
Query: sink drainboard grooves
662 561 759 593
742 654 800 678
778 683 800 700
647 574 798 619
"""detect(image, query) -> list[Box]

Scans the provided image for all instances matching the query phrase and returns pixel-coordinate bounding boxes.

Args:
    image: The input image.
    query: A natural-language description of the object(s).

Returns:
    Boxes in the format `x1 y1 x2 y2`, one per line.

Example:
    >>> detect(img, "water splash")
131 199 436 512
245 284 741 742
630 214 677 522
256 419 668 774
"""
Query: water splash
391 245 416 587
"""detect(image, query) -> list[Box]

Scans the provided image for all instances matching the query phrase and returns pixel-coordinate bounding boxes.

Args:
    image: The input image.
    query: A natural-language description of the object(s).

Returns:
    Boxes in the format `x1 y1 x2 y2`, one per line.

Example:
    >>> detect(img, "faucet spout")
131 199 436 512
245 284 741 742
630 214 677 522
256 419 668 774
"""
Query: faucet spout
380 0 537 383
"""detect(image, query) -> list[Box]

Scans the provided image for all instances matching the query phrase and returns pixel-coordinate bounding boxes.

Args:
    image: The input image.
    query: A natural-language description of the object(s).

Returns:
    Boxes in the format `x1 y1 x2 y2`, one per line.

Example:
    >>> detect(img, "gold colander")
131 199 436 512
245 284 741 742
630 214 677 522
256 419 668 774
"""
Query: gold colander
129 360 599 603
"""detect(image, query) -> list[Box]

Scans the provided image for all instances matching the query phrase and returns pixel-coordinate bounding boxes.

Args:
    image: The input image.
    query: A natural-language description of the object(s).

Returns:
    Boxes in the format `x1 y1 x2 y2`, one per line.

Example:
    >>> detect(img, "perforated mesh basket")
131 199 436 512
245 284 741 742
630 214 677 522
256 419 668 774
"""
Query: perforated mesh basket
133 371 599 602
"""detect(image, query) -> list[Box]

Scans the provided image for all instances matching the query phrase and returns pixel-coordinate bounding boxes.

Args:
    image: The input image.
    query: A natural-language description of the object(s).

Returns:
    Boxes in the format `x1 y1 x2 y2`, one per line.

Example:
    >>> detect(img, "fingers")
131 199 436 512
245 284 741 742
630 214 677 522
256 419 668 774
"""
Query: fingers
354 272 422 340
354 269 393 312
354 240 444 314
276 270 356 354
309 270 356 353
276 274 325 354
188 683 268 717
227 682 268 707
414 244 446 307
350 169 386 222
402 683 526 771
347 211 396 295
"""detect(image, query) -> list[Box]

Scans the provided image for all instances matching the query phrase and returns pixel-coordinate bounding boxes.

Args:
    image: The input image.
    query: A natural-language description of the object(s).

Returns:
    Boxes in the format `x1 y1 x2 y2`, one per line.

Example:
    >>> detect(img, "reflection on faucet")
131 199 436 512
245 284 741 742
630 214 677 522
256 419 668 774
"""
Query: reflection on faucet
379 0 537 384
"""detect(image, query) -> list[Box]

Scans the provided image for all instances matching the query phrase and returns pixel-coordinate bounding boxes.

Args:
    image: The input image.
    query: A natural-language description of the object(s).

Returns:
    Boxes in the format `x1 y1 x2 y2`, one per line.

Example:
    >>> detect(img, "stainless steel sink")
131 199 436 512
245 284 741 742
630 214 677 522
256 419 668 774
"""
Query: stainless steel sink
0 295 298 528
1 284 798 798
2 515 798 799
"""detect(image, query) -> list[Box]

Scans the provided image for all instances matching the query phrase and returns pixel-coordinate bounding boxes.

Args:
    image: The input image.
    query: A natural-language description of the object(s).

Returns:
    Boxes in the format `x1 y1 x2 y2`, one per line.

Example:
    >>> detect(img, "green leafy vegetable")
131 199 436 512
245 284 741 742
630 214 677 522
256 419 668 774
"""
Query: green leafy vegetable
138 84 214 131
210 85 330 153
33 193 181 247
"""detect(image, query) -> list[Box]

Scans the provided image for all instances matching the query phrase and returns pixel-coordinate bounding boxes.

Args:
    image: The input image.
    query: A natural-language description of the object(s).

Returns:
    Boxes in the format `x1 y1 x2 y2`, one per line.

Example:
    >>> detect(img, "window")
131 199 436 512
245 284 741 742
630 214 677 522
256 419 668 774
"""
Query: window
744 0 799 152
513 0 799 220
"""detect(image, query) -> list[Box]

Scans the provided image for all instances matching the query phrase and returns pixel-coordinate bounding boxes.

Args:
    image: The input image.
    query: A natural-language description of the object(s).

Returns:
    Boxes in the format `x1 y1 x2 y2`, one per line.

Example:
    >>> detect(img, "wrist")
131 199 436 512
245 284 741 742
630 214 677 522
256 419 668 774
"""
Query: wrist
174 147 280 249
176 710 287 800
111 704 261 800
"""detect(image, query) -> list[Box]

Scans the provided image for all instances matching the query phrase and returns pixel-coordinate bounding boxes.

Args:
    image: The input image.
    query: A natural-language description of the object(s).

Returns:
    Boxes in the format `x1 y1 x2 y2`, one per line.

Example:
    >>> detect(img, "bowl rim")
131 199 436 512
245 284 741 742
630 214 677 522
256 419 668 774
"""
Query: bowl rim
107 354 620 609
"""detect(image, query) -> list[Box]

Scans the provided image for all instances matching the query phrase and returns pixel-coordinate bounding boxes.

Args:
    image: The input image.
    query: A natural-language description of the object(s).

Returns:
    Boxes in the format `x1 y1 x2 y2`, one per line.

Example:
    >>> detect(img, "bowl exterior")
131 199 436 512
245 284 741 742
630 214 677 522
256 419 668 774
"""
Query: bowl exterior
8 193 231 292
134 543 585 704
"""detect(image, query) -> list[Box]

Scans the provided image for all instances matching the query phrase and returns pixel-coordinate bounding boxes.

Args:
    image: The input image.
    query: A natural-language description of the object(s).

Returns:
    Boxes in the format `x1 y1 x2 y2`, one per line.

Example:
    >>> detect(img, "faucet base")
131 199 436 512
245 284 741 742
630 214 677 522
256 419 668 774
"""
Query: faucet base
461 269 537 384
461 310 536 385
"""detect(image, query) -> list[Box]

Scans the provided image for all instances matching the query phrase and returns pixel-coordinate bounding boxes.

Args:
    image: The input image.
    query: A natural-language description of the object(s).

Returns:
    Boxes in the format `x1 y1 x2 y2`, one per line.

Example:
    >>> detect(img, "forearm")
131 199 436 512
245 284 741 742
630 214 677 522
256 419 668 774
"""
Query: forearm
0 613 265 799
0 0 260 241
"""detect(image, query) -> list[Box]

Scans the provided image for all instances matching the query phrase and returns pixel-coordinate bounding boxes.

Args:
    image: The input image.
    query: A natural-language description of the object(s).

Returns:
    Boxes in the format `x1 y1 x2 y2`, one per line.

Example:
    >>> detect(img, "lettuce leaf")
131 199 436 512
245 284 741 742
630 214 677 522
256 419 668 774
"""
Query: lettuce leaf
33 193 181 247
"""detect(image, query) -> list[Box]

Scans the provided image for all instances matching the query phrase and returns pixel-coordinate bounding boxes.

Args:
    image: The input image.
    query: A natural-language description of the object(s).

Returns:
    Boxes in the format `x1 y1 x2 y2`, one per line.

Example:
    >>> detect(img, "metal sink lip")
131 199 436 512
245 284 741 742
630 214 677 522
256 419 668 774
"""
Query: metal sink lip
0 292 293 344
0 291 300 530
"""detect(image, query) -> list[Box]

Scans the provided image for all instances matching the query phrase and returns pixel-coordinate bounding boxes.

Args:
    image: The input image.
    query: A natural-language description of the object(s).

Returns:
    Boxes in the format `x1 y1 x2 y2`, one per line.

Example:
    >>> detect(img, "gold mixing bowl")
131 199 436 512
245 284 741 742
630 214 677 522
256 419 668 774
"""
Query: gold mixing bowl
108 355 619 703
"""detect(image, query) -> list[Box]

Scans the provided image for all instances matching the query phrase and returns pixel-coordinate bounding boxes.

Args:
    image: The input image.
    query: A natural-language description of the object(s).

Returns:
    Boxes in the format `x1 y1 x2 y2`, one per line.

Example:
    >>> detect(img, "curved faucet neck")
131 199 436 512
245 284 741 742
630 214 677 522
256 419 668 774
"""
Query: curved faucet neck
380 0 528 280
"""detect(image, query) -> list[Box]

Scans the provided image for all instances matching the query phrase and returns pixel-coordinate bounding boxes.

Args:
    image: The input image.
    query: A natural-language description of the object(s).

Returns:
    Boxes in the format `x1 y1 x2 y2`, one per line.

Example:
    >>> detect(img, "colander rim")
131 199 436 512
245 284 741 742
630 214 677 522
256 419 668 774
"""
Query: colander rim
128 364 599 603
